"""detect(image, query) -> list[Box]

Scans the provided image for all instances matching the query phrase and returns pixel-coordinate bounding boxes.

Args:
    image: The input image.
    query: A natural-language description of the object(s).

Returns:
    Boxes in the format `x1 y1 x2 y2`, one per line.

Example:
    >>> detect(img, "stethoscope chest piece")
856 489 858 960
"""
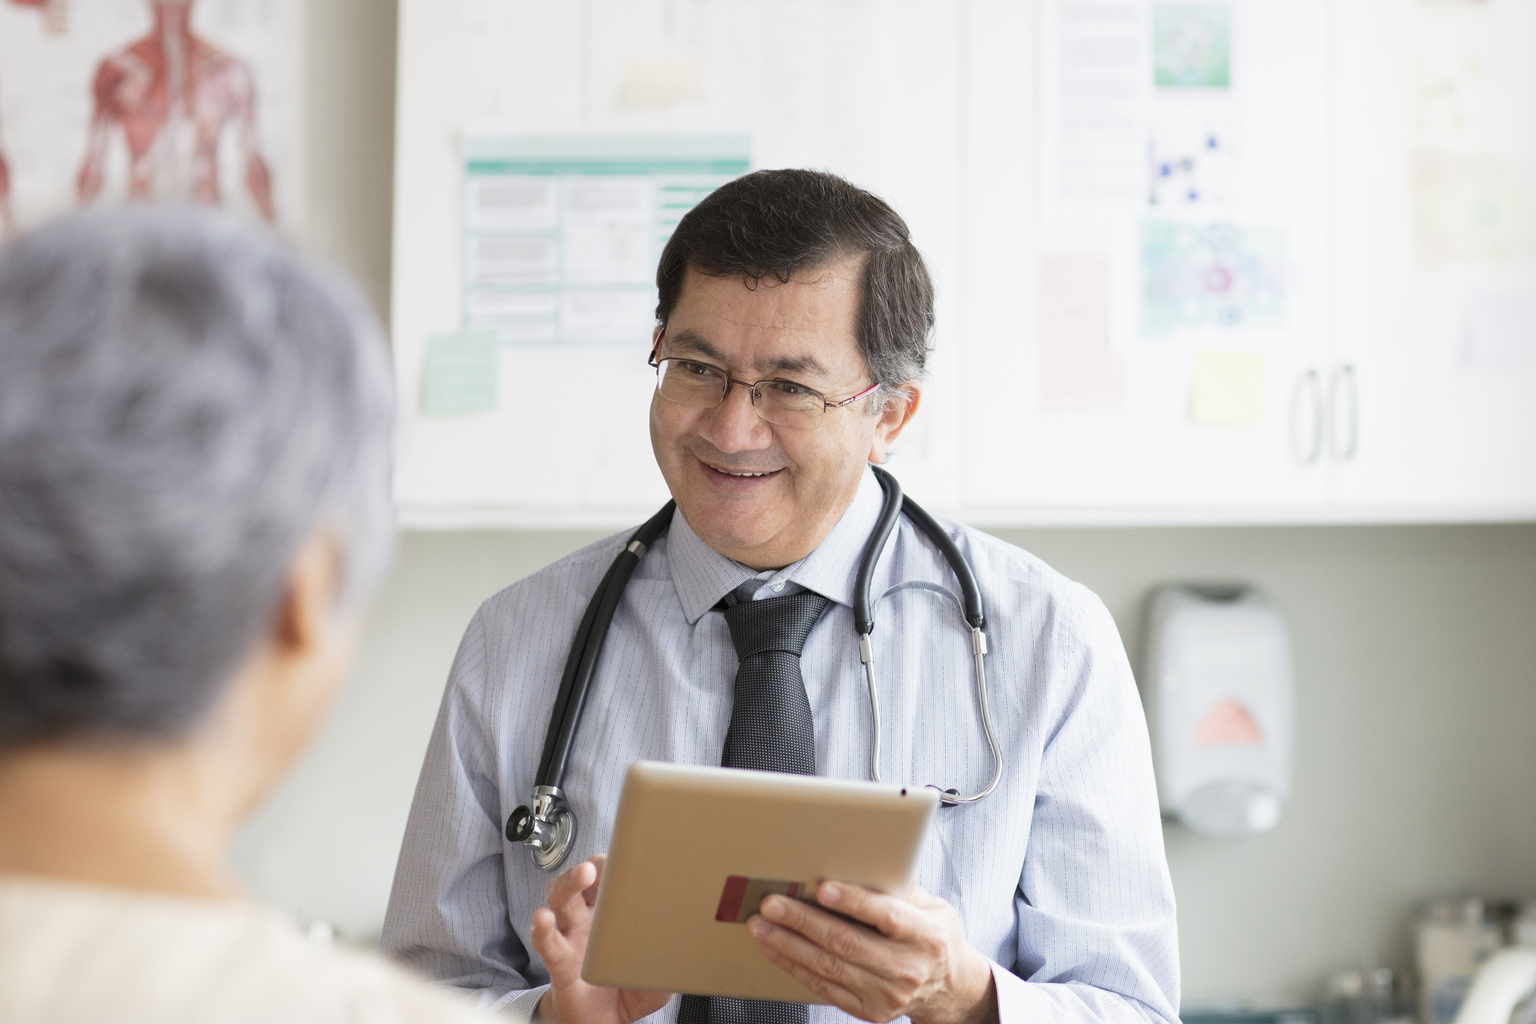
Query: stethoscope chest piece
506 785 576 871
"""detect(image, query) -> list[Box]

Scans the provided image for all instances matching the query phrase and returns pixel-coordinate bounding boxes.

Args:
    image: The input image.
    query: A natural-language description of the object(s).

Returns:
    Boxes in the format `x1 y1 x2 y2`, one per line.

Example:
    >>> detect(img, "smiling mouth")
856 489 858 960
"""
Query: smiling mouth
702 461 781 479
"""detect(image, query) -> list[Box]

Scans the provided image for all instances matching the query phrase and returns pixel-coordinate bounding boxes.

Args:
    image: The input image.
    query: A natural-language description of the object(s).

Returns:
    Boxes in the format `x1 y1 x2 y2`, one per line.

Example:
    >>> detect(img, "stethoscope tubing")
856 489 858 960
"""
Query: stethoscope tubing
858 468 1001 805
537 501 676 788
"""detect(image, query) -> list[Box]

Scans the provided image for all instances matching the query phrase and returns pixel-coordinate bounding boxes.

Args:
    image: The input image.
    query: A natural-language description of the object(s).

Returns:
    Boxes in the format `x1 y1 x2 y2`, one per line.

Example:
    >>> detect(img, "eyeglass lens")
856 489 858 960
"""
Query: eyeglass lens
654 358 826 429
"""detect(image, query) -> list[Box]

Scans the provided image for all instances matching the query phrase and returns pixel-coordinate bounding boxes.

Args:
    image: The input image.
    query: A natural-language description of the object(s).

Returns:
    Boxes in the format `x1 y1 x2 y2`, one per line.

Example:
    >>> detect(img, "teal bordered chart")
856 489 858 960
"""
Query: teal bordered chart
461 134 751 346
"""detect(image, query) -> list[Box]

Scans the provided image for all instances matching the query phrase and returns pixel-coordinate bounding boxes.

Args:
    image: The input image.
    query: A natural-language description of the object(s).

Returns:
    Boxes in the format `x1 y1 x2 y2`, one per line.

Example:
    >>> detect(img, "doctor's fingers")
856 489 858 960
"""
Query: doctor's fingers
748 915 905 1023
529 907 580 973
543 857 600 907
581 854 607 903
544 858 601 929
759 895 939 977
814 881 938 942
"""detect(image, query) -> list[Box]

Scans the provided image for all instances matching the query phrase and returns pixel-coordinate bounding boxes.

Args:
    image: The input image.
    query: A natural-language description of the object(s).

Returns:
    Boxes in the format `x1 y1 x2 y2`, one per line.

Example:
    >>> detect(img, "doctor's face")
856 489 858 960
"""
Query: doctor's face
649 261 918 570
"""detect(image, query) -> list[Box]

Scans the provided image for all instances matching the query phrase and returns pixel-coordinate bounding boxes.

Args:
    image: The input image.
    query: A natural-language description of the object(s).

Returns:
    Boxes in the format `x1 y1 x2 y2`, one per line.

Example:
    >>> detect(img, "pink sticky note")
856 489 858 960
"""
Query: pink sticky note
1462 292 1534 371
1040 256 1125 413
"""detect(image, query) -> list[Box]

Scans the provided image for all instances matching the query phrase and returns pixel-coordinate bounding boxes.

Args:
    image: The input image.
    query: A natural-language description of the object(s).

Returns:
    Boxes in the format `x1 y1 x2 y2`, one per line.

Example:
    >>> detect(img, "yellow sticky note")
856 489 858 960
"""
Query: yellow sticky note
1189 351 1265 426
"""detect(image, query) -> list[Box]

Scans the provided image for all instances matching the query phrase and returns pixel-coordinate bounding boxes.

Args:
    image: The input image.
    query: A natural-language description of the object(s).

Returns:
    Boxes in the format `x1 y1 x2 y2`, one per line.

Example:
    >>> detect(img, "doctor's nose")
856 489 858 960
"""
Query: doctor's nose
702 380 774 453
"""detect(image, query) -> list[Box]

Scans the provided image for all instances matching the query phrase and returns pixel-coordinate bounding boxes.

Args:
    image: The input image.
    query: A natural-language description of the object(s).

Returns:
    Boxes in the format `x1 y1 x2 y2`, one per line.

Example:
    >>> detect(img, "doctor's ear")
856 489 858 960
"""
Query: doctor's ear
867 382 922 465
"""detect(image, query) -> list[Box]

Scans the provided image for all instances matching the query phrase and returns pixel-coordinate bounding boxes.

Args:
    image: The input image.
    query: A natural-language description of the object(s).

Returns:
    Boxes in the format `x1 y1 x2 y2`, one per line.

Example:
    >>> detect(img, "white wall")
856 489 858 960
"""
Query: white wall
237 523 1536 1001
1004 524 1536 1000
238 1 1536 1004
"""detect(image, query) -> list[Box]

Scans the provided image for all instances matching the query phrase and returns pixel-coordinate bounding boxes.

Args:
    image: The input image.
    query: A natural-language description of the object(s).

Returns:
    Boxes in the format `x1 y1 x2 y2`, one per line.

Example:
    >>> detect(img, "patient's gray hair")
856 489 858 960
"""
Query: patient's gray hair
0 206 395 752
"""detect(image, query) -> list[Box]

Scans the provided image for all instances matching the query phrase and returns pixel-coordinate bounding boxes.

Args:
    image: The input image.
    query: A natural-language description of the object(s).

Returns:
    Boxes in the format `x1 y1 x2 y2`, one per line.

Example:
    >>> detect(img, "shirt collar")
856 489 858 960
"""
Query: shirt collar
667 466 887 624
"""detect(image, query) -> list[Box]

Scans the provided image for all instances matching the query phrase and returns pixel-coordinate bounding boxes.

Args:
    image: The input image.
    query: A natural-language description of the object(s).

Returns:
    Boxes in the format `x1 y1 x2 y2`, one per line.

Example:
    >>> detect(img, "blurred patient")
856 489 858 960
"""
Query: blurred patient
0 208 493 1022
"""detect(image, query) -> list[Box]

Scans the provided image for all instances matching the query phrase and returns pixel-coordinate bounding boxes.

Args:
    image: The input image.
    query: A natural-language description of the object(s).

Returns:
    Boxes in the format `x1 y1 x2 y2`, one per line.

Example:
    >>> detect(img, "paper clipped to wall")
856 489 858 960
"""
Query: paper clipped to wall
422 332 499 417
1189 350 1265 426
1040 0 1243 219
1461 292 1535 372
460 134 750 347
1039 255 1125 414
1141 220 1287 337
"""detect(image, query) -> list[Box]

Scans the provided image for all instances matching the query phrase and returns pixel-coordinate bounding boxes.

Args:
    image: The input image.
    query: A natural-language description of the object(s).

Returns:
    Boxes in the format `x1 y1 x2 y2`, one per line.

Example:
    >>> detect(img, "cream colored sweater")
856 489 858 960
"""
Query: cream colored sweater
0 875 500 1023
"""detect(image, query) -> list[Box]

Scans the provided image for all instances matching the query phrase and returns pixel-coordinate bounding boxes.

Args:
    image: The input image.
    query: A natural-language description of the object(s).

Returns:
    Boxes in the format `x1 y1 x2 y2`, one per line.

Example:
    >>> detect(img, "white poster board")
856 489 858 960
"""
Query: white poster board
391 0 963 528
393 0 1536 528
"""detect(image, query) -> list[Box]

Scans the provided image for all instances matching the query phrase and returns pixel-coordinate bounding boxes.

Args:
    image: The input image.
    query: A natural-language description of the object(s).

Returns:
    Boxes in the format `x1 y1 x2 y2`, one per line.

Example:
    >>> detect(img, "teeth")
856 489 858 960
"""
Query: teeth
720 469 771 477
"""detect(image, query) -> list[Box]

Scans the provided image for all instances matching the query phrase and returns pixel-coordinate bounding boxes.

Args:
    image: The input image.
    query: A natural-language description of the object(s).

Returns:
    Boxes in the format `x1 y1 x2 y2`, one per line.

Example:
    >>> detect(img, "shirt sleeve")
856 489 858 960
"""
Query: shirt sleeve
381 607 538 1004
1000 584 1181 1024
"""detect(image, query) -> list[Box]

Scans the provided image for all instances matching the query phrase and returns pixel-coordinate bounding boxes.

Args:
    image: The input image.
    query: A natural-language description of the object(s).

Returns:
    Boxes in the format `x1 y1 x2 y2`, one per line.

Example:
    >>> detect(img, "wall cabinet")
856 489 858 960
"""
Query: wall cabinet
1328 0 1536 517
391 0 1536 529
957 0 1536 526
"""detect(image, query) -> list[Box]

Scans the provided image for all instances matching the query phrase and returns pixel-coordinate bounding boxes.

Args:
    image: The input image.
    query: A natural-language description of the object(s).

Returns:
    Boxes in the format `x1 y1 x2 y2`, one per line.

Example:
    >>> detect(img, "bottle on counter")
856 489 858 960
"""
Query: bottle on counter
1417 898 1505 1024
1515 903 1536 950
1323 966 1408 1024
1514 901 1536 1024
1324 967 1367 1024
1370 967 1408 1024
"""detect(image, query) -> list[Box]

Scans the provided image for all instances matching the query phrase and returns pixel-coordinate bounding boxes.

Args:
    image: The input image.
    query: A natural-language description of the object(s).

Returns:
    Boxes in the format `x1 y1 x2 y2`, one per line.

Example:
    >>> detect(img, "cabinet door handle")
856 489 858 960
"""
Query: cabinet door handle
1329 363 1358 462
1292 368 1323 465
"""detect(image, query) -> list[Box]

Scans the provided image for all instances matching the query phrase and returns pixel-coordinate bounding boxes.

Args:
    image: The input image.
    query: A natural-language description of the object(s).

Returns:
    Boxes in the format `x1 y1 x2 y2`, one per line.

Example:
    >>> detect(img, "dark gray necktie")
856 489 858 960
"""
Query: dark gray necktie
677 588 831 1024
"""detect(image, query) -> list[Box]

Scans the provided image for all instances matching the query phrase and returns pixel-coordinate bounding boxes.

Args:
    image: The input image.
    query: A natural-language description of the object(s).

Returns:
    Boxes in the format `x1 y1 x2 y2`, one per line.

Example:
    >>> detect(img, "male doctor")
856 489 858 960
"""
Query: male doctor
382 170 1179 1024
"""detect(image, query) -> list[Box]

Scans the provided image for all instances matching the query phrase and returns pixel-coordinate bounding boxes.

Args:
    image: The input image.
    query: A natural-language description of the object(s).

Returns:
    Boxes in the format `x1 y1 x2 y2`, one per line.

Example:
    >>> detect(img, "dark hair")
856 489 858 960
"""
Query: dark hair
0 206 394 753
655 169 934 409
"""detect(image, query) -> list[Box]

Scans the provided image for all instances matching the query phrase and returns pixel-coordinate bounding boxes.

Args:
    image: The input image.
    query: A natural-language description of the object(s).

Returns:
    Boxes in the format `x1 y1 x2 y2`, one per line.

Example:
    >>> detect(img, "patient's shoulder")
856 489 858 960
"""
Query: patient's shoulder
0 875 495 1022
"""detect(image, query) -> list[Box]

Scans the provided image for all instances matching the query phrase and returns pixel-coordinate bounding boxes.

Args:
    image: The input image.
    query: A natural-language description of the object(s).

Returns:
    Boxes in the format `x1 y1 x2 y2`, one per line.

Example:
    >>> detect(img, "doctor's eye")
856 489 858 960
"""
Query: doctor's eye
764 379 819 401
676 360 723 379
661 359 726 388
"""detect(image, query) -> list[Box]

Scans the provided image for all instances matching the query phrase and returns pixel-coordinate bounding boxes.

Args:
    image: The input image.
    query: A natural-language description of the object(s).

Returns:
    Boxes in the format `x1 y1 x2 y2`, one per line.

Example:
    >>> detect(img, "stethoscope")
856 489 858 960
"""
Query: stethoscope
505 466 1004 870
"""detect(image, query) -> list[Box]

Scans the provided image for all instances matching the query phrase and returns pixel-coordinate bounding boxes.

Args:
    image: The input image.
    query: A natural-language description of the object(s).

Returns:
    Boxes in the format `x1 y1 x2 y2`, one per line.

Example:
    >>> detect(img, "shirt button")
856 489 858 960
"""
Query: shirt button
771 581 784 592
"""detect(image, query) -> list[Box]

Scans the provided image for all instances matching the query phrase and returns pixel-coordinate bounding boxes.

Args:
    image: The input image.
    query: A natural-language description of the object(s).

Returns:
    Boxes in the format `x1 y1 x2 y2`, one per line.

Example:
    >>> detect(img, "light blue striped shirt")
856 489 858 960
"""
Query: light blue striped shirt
382 468 1179 1024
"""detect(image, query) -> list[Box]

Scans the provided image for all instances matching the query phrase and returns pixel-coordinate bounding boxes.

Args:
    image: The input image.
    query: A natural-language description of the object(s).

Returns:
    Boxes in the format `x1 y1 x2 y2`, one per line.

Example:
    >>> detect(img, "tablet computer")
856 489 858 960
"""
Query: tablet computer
581 761 940 1003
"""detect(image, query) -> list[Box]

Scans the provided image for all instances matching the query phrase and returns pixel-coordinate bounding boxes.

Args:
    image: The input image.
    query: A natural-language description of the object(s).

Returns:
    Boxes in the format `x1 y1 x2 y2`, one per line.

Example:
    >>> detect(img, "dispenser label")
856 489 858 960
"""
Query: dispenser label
1195 698 1264 746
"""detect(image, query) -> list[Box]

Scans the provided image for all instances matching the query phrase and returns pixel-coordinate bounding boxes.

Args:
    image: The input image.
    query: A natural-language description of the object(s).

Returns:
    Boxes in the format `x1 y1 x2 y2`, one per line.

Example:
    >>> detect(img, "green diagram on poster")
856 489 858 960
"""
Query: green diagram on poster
1141 221 1287 336
1154 5 1231 88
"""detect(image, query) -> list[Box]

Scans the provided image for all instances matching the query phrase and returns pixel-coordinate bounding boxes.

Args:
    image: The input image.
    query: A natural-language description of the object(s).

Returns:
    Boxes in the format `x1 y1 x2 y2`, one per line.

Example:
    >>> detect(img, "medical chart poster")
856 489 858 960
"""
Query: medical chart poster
1038 0 1244 222
0 0 306 240
391 0 942 526
460 134 750 346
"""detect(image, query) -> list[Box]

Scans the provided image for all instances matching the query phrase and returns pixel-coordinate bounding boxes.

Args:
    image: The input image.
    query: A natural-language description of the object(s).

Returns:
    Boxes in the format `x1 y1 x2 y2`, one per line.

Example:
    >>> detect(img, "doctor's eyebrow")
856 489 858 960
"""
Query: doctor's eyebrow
662 328 835 381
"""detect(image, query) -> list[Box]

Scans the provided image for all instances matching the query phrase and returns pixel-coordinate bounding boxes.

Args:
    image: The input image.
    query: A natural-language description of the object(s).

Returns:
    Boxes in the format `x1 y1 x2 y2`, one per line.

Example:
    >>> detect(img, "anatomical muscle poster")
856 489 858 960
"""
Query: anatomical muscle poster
0 0 304 240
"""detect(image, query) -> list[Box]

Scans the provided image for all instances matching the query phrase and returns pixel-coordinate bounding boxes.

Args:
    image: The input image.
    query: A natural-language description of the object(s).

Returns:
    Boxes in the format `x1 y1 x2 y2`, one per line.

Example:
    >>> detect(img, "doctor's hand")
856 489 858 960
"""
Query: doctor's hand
747 882 998 1024
528 855 673 1024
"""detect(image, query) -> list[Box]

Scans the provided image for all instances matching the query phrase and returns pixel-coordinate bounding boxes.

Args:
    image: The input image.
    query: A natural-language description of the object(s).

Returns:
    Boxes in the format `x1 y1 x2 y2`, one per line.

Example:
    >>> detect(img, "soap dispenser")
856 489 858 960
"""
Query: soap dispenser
1139 584 1295 837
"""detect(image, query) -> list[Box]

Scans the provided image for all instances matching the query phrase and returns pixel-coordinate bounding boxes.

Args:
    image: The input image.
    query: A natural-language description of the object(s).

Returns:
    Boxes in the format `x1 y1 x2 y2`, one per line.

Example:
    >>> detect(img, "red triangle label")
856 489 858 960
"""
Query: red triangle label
1195 698 1264 746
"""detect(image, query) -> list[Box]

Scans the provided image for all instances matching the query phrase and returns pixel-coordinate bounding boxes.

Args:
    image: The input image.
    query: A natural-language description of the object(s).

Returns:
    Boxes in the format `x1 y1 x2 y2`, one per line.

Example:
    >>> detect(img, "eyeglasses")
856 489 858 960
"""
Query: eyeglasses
648 337 880 431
